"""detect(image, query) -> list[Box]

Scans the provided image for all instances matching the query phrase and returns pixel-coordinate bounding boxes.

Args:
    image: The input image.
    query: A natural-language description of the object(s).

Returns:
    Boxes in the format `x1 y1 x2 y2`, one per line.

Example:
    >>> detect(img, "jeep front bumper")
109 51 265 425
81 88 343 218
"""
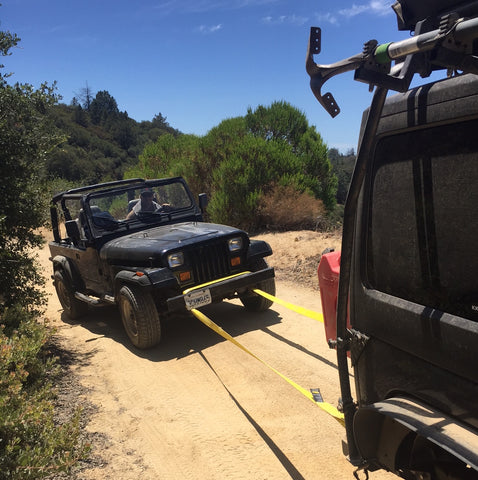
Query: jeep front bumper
166 267 275 313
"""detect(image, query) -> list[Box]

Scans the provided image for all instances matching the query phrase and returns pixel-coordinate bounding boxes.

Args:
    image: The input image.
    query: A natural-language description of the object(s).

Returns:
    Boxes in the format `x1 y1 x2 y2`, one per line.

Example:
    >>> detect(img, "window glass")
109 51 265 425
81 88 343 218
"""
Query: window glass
86 180 194 234
367 119 478 320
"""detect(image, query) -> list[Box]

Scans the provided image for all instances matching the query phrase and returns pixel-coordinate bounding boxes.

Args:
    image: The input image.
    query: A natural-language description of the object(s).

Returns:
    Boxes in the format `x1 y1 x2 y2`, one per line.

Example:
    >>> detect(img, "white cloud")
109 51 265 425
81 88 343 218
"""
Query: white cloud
339 1 392 18
154 0 279 15
314 1 392 27
196 24 223 34
314 12 339 26
262 14 309 26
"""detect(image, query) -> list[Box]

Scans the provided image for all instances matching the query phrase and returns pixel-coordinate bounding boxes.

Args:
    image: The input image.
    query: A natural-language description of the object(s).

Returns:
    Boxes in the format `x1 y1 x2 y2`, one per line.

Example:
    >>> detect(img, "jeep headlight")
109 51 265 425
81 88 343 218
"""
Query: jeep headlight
228 237 243 252
168 252 184 268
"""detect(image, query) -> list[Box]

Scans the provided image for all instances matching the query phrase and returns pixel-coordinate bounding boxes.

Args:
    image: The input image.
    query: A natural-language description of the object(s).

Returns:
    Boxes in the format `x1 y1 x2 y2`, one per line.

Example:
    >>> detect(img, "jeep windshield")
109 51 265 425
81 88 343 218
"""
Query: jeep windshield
84 179 195 235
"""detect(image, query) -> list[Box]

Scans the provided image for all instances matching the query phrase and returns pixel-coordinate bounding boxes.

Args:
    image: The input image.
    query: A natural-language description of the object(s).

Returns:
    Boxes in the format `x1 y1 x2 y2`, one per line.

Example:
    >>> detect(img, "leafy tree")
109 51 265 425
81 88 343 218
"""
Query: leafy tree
133 103 336 231
246 101 337 211
110 111 135 149
131 132 201 181
0 19 63 309
0 20 90 479
89 89 119 124
245 100 308 146
207 133 287 229
73 103 89 127
298 127 337 210
0 78 63 311
152 112 171 129
329 147 356 204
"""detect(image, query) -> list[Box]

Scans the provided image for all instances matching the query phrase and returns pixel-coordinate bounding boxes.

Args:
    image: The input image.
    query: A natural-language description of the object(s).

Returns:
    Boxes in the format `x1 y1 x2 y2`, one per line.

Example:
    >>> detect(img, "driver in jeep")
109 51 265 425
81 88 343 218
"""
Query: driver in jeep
126 188 160 220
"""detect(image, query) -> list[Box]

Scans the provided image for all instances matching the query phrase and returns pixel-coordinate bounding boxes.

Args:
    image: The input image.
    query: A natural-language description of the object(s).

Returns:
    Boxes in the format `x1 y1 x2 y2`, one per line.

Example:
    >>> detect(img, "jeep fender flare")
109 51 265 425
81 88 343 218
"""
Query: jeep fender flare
113 268 178 297
247 240 272 262
51 255 85 291
353 396 478 473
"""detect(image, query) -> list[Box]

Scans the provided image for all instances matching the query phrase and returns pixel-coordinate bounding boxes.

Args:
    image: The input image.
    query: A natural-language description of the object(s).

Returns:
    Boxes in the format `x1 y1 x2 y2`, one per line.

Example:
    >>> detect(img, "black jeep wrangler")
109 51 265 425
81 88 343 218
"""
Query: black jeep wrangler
48 177 275 349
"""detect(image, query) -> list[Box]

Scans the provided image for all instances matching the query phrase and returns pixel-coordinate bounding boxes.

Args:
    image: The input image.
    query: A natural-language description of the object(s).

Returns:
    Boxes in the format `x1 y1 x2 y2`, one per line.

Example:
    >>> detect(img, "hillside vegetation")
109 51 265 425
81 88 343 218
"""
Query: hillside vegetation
129 101 338 232
46 92 180 185
42 92 355 231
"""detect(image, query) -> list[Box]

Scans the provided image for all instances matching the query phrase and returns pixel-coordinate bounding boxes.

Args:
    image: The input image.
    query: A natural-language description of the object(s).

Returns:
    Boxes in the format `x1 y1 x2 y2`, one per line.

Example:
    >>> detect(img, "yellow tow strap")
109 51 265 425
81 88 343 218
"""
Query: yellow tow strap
190 307 344 426
183 272 252 294
253 289 324 323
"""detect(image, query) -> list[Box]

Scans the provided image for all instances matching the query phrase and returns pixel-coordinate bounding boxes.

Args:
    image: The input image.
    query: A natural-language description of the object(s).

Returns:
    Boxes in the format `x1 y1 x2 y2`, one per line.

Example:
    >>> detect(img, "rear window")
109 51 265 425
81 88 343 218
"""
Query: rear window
366 119 478 320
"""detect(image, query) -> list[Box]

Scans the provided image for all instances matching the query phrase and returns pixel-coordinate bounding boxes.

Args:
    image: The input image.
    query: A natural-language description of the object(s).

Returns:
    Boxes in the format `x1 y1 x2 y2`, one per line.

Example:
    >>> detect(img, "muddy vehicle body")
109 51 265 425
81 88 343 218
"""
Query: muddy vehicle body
49 177 275 349
309 1 478 478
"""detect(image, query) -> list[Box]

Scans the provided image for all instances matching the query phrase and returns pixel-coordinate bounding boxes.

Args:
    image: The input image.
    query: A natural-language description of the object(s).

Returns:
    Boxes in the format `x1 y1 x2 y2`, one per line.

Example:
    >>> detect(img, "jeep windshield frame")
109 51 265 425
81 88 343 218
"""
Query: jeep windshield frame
85 177 198 238
50 177 203 245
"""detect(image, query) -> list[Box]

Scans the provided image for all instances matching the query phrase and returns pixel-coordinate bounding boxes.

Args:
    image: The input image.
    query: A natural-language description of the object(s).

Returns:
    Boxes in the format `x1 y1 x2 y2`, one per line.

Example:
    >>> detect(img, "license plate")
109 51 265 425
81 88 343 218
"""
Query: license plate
184 288 212 310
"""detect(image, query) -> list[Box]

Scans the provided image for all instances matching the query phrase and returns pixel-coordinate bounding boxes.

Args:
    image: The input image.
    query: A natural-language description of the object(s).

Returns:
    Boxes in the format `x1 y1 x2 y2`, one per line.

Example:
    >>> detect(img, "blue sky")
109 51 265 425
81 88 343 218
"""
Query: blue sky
2 0 420 152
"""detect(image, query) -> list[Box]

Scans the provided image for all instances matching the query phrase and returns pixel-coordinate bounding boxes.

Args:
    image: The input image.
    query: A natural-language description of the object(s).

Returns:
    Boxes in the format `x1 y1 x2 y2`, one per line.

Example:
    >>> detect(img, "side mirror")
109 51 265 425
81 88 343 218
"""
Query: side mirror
198 193 208 211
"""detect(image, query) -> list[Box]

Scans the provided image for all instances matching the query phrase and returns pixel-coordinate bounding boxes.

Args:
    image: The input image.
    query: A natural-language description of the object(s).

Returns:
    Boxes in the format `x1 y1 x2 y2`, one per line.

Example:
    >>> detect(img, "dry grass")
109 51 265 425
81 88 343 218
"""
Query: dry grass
257 185 325 231
254 229 342 291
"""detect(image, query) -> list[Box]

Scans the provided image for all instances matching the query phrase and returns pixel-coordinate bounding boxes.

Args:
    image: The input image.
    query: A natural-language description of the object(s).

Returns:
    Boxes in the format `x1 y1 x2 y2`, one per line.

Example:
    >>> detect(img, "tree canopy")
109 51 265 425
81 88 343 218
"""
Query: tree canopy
328 147 356 204
0 47 63 311
43 92 181 184
128 101 337 231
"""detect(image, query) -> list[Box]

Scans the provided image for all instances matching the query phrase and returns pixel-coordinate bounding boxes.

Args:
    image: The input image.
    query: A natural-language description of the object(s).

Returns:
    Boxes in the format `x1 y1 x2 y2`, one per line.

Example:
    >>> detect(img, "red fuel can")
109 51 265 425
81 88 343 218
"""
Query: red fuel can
318 250 350 345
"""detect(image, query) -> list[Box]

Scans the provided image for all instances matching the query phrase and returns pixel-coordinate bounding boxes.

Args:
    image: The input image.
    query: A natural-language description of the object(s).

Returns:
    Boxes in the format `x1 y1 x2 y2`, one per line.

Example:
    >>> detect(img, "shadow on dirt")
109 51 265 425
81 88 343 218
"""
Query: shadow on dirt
260 326 338 370
60 300 283 362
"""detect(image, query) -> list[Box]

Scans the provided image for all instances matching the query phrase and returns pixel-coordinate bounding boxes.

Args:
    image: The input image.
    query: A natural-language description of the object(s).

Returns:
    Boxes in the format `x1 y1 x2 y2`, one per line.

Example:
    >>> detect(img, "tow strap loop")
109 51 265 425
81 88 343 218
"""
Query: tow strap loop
190 307 344 426
253 289 324 323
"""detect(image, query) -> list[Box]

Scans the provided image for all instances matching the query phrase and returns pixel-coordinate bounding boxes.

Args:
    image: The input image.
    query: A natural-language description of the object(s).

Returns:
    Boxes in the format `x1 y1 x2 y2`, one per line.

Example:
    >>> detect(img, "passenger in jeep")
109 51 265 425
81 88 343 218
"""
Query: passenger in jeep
126 188 160 219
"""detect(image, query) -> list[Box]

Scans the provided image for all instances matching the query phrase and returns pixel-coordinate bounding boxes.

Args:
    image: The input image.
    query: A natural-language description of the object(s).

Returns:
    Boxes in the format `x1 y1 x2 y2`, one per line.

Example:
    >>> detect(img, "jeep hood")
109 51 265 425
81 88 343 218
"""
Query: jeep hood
99 222 244 266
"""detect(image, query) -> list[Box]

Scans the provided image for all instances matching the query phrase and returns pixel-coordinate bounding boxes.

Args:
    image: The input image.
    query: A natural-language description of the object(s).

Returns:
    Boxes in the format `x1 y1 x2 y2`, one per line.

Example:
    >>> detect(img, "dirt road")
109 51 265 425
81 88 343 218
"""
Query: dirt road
38 231 392 480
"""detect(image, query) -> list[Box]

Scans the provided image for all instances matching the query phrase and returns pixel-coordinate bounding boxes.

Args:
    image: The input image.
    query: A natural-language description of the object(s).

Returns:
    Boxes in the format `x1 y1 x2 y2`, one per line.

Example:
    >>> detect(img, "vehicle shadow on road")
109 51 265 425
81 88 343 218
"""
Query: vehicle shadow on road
261 326 338 370
61 301 283 362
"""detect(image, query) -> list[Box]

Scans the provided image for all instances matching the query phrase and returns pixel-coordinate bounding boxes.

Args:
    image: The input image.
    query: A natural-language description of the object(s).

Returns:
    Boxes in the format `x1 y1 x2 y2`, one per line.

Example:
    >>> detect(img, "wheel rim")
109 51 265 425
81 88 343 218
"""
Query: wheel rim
56 279 72 310
120 298 139 338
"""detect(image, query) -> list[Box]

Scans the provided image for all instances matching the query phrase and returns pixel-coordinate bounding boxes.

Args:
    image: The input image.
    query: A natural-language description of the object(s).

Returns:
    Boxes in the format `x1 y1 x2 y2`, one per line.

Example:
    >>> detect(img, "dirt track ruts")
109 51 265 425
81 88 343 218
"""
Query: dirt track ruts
39 231 394 480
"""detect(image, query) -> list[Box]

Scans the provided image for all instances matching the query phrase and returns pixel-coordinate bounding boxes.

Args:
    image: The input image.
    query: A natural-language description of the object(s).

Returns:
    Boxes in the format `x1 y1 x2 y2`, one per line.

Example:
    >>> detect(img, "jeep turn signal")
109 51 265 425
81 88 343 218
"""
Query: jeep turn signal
179 271 191 282
230 257 241 267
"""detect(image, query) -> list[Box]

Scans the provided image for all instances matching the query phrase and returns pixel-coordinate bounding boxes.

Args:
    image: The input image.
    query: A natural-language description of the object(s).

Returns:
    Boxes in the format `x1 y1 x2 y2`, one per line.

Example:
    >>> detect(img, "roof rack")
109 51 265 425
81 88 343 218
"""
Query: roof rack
306 1 478 116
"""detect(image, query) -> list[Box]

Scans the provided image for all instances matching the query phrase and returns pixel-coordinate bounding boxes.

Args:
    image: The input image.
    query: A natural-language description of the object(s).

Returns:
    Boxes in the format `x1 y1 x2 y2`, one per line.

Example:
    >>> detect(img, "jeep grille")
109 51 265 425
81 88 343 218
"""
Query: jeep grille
189 242 231 284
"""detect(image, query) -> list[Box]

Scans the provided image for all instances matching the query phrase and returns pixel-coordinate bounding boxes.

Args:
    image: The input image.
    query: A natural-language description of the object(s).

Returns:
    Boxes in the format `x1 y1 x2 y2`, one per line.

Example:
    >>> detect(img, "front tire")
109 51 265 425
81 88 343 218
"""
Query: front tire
54 270 88 320
118 285 161 349
240 258 276 311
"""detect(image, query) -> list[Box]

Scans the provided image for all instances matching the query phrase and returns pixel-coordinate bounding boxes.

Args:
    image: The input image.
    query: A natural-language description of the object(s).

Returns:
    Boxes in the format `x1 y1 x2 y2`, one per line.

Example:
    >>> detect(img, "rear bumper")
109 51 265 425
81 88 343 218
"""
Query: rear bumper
166 267 274 313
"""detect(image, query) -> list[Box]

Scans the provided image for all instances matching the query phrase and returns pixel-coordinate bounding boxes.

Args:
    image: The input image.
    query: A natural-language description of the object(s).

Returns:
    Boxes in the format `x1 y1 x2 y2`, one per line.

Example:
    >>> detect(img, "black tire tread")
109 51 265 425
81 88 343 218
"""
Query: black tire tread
118 285 161 349
240 258 275 312
54 269 88 320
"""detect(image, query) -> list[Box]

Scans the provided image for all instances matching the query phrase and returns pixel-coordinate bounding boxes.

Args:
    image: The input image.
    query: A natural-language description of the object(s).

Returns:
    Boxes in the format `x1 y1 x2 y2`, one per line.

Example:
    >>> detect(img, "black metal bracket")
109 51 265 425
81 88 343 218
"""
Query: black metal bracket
306 27 366 117
306 15 478 117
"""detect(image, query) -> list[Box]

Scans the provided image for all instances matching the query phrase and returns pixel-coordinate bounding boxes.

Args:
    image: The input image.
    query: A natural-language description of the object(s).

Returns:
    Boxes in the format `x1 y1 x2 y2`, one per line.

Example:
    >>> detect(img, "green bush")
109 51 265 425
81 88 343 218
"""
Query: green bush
0 307 89 479
130 102 338 231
